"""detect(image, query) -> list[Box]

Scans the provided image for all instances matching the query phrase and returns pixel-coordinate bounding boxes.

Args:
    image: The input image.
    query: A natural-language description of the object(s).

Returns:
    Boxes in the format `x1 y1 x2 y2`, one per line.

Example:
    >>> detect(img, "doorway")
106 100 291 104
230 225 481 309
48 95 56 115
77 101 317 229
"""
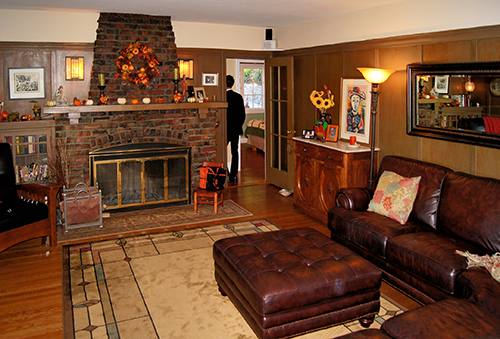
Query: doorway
226 58 265 184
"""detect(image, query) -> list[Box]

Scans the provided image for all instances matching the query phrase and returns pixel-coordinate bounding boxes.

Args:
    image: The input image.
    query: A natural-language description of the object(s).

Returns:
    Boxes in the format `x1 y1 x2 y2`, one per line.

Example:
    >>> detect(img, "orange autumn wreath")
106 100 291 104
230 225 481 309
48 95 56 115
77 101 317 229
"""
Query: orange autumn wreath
115 42 160 86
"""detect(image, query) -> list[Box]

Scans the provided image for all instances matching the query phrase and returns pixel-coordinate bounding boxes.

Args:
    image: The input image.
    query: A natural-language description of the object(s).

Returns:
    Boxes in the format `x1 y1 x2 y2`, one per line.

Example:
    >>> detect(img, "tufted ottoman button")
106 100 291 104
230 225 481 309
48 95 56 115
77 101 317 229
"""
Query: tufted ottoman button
213 227 382 339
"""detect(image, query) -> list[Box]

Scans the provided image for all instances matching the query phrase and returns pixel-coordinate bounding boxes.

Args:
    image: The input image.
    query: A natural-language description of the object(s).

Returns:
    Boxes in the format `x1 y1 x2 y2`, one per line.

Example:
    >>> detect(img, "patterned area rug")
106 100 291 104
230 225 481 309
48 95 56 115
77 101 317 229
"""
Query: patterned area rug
57 199 252 244
63 219 406 339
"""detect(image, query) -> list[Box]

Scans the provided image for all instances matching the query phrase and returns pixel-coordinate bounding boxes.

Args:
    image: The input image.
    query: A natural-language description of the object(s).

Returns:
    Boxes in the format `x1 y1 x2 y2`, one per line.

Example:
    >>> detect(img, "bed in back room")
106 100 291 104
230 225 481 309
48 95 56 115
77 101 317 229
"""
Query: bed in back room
244 119 265 152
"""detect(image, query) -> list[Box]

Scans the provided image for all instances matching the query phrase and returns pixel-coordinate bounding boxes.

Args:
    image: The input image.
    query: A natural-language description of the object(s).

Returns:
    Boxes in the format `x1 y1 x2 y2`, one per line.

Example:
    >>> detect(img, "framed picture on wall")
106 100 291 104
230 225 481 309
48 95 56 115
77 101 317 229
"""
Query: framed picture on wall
194 87 206 101
202 73 218 86
8 67 46 100
434 76 449 94
340 78 372 144
325 125 339 142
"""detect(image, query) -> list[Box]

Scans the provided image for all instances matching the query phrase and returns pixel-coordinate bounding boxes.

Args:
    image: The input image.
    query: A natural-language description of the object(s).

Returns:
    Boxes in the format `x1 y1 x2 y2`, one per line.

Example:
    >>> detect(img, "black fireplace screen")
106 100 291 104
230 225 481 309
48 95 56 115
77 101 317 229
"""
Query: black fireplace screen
90 143 191 210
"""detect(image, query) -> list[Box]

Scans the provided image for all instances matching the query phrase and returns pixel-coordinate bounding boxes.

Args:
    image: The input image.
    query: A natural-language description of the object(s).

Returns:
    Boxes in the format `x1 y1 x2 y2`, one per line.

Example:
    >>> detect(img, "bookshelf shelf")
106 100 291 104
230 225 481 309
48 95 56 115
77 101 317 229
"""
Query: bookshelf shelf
0 120 55 183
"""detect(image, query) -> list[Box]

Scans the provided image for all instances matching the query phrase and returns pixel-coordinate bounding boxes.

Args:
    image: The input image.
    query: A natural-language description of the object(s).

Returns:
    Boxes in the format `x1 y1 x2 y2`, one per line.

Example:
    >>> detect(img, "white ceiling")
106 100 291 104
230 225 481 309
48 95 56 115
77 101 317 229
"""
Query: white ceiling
0 0 406 28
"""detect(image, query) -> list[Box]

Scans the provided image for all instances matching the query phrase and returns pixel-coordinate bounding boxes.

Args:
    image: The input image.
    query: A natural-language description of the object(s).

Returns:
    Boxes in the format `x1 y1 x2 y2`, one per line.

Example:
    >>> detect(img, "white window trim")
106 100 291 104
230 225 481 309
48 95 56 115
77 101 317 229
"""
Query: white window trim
237 59 265 114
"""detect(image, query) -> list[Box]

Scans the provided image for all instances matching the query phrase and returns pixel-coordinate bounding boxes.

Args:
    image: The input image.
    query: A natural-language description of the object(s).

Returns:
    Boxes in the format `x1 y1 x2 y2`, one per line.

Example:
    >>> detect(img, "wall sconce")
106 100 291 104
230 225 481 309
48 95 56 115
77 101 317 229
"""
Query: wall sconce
465 76 475 107
357 67 396 188
178 59 194 79
65 56 84 80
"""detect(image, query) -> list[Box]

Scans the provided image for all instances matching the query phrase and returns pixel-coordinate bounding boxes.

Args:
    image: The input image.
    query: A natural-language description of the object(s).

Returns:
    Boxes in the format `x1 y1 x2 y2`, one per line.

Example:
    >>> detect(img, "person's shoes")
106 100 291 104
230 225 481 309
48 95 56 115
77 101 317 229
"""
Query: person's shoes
228 175 238 183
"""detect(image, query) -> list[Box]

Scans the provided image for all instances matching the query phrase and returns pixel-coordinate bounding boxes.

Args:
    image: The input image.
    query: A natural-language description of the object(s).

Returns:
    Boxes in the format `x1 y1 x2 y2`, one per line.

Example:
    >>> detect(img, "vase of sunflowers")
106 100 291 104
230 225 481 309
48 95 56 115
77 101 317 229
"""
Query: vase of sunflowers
310 85 335 140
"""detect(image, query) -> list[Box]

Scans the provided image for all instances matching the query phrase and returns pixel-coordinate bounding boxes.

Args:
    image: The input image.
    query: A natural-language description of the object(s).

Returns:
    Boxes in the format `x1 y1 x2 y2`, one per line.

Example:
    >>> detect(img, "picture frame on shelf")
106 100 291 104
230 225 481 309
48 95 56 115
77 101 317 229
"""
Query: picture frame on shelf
340 78 372 144
194 87 206 101
325 124 339 142
202 73 218 86
8 67 46 100
302 129 315 139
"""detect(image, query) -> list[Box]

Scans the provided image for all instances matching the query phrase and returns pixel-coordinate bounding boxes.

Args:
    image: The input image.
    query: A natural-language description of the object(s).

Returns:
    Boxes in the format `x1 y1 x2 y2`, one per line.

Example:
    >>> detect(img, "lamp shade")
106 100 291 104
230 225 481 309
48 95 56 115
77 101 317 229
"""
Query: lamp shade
357 67 395 84
65 56 84 80
179 59 194 79
465 77 475 92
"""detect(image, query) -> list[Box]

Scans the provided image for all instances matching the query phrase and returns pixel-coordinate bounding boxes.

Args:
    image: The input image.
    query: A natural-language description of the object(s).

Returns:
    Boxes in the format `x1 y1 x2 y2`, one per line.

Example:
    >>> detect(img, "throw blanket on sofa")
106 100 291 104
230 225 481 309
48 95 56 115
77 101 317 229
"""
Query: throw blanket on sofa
456 250 500 283
483 116 500 134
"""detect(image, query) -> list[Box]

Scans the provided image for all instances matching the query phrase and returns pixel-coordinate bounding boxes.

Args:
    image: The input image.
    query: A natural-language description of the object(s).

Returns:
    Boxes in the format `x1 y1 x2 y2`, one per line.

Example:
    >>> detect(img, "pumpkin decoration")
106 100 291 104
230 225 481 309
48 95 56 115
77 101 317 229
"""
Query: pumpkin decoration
131 99 139 105
73 97 82 106
115 41 160 86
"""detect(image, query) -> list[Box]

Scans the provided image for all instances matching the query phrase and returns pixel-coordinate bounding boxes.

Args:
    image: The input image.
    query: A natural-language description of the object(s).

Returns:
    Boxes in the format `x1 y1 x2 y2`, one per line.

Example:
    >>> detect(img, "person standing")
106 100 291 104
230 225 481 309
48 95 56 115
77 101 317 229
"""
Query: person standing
226 75 246 182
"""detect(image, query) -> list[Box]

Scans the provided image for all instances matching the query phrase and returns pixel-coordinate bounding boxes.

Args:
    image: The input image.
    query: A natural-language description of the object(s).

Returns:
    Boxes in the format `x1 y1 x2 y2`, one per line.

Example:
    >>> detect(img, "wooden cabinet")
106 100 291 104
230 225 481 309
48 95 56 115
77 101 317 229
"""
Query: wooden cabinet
0 120 55 183
293 139 373 224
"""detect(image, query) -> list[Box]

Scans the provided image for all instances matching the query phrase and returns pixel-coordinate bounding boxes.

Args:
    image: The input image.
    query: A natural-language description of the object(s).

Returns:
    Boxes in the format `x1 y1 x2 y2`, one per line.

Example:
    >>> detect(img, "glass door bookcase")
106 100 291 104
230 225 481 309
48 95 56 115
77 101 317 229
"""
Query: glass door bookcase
0 120 55 183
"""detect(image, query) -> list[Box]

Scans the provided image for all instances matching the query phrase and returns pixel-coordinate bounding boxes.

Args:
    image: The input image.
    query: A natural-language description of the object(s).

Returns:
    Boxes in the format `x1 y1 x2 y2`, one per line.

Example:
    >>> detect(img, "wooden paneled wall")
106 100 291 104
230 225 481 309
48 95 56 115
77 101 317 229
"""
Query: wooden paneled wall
277 24 500 180
0 42 94 117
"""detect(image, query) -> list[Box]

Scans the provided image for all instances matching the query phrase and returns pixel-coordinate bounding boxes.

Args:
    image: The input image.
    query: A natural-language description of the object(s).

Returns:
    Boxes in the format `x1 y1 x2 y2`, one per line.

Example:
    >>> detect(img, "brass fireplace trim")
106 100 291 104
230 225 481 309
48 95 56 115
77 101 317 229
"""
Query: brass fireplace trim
89 143 191 210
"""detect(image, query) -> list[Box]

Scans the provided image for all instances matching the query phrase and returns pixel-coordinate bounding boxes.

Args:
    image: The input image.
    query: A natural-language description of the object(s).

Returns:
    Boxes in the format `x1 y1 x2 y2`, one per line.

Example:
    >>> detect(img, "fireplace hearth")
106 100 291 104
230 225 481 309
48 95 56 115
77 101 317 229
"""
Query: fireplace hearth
89 143 191 211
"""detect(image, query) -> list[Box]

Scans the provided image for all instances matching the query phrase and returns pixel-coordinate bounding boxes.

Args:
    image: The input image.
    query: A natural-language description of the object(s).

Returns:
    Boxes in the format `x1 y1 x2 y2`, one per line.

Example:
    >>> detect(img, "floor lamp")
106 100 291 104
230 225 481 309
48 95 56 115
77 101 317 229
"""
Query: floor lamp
357 67 395 188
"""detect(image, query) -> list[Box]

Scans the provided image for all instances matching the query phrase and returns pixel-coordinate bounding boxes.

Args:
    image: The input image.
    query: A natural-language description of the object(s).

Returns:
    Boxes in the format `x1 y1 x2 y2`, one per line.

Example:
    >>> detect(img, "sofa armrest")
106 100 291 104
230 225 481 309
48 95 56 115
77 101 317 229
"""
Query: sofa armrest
17 182 62 233
335 187 373 211
456 268 500 318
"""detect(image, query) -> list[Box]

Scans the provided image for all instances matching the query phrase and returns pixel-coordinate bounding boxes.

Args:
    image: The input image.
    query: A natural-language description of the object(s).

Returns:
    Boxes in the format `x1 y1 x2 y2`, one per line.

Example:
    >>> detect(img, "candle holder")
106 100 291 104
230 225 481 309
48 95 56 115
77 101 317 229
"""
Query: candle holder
98 85 108 105
173 79 180 94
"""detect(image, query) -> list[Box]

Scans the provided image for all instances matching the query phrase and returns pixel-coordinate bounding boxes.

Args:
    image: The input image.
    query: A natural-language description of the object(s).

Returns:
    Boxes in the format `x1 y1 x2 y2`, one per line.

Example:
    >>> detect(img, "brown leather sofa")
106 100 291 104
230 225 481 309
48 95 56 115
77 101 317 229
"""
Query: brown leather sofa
328 155 500 338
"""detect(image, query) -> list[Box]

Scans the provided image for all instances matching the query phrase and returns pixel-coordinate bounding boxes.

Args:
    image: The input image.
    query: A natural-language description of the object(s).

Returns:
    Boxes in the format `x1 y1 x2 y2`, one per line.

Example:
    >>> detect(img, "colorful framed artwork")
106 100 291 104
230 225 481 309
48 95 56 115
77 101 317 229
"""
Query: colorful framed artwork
8 67 46 100
340 78 372 144
325 124 339 142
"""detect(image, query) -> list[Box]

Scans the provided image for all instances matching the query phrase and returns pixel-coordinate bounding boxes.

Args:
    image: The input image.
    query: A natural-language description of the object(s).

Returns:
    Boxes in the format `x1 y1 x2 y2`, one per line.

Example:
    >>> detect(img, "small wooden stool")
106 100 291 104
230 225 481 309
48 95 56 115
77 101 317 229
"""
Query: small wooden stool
194 188 224 214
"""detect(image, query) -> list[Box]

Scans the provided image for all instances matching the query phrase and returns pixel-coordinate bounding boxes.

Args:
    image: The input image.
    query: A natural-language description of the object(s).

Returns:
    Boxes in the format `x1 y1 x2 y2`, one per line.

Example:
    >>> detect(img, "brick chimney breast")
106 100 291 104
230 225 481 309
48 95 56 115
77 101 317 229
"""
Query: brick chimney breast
89 12 178 103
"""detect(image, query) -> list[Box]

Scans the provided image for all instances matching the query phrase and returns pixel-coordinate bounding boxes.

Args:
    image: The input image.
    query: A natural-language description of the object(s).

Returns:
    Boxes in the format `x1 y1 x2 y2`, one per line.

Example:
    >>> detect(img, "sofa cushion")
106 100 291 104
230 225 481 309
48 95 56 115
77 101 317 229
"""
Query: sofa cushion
381 298 500 339
438 172 500 253
0 199 48 232
386 232 489 294
329 206 432 258
377 156 452 229
368 171 421 224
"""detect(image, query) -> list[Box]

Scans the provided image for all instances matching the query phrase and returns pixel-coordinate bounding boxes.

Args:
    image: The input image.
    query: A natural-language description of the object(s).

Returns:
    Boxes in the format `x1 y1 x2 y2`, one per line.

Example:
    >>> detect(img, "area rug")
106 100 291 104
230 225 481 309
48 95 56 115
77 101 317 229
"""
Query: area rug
58 199 252 244
63 219 406 339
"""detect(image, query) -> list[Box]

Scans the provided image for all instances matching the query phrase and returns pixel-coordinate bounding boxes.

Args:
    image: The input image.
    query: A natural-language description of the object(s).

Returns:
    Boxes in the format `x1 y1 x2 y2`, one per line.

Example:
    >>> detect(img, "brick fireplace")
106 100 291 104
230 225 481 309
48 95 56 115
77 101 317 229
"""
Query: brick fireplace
49 13 220 196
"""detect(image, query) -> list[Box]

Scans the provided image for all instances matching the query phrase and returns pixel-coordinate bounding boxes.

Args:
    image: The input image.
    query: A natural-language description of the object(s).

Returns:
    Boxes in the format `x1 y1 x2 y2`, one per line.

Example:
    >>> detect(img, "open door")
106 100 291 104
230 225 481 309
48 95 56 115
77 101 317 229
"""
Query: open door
265 57 294 191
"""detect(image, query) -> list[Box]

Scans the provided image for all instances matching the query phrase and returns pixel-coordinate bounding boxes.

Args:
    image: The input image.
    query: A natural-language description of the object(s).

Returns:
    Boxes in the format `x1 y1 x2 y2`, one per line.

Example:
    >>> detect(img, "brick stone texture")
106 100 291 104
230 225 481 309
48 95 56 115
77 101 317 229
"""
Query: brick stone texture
54 13 218 191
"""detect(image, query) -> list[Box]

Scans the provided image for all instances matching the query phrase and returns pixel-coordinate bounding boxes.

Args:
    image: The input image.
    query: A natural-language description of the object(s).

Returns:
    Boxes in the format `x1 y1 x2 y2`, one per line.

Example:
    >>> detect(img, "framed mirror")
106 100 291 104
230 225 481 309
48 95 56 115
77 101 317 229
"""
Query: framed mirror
407 62 500 149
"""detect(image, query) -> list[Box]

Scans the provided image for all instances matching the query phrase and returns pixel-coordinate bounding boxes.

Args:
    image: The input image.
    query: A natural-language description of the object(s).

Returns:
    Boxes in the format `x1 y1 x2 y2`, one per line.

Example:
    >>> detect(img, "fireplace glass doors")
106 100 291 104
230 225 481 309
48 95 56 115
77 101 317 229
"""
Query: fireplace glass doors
90 143 191 210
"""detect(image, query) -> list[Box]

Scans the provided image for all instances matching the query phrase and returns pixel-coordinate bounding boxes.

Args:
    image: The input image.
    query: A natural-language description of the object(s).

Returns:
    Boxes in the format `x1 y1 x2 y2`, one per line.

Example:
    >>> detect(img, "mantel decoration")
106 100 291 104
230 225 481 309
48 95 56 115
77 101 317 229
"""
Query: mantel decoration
310 85 335 140
115 42 160 86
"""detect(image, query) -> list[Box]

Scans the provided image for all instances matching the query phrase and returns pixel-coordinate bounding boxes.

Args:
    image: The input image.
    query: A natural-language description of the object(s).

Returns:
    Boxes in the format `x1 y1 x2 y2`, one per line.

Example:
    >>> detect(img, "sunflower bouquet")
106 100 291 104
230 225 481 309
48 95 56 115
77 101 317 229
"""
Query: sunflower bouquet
310 85 335 140
115 42 160 86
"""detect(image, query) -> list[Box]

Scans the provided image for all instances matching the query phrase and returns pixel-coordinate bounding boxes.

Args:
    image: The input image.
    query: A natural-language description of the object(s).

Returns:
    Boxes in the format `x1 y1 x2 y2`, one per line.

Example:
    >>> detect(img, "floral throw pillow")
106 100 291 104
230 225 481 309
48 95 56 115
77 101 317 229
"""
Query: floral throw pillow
368 171 421 224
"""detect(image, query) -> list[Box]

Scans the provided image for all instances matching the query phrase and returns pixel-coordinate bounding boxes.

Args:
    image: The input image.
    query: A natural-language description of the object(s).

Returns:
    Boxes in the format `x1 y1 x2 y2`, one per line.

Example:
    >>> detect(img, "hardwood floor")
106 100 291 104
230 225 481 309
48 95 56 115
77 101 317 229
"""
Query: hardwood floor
0 142 419 339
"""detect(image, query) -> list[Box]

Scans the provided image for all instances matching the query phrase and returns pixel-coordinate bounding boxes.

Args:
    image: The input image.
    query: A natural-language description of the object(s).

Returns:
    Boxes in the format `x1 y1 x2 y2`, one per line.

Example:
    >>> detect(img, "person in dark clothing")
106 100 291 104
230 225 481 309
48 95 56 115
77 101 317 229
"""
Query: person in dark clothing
226 75 246 182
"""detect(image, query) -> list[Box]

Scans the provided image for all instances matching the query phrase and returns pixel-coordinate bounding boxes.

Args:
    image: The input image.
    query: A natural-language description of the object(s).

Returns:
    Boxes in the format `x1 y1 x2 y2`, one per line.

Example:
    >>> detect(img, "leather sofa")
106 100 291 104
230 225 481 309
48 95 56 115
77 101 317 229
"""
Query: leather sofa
328 155 500 338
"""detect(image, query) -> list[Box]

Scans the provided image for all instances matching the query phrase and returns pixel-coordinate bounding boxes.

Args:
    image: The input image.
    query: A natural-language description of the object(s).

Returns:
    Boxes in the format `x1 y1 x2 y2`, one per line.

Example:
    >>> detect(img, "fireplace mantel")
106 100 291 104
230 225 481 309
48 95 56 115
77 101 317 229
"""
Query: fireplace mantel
42 102 228 123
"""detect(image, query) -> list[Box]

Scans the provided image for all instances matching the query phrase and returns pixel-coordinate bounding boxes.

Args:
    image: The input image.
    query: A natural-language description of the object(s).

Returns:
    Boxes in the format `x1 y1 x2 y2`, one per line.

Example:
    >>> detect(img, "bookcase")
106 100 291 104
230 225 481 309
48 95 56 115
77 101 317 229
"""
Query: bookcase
0 120 55 183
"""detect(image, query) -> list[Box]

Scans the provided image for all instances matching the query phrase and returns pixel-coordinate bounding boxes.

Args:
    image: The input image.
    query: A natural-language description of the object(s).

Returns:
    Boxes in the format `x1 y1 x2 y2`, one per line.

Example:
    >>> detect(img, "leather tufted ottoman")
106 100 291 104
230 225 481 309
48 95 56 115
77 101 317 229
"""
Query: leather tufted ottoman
213 227 382 339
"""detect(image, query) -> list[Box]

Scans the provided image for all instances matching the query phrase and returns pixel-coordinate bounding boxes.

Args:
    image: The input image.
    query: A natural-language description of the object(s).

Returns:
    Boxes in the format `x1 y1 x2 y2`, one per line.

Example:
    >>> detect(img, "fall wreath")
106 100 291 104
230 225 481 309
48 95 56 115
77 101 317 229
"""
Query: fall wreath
115 42 160 86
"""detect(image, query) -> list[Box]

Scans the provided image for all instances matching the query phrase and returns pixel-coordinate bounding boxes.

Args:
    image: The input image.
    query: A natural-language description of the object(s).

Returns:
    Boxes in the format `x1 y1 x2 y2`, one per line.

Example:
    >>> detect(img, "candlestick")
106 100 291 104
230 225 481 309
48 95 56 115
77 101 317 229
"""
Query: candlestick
98 73 106 86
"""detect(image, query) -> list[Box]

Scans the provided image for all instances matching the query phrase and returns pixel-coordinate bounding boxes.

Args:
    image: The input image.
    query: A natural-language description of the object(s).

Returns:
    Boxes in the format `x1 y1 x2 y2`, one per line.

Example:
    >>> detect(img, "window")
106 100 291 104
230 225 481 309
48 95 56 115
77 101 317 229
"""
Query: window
239 62 264 113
